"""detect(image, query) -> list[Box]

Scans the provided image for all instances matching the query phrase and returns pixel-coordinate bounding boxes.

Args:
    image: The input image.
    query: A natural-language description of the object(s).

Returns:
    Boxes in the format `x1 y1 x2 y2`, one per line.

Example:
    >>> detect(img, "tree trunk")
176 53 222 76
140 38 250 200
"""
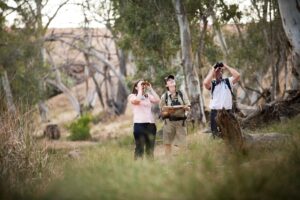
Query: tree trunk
278 0 300 90
212 12 229 59
1 70 16 114
115 49 128 115
196 16 208 124
92 72 105 108
98 0 129 115
46 51 81 116
91 49 130 95
38 101 49 122
46 79 81 116
172 0 206 123
216 109 244 151
103 65 116 114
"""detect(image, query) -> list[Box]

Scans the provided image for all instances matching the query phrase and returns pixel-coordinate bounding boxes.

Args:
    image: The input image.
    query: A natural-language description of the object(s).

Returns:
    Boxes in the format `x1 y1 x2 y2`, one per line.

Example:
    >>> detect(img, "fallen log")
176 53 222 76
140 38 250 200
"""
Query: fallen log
242 132 290 152
241 91 300 129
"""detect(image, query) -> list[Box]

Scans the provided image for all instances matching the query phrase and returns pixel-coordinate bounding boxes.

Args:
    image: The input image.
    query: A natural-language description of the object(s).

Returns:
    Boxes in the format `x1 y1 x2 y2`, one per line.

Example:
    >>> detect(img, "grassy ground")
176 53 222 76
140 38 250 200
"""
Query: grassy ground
3 115 300 200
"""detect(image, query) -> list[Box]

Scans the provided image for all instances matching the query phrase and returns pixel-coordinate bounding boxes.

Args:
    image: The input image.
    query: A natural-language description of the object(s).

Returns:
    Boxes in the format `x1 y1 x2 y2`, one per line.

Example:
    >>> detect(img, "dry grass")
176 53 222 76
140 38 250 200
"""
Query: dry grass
2 105 300 199
0 109 53 196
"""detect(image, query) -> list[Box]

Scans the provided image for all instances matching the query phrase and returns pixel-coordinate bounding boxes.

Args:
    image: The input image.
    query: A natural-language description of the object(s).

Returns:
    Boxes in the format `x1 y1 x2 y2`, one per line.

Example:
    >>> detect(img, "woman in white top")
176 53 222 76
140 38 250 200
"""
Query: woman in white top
128 80 160 159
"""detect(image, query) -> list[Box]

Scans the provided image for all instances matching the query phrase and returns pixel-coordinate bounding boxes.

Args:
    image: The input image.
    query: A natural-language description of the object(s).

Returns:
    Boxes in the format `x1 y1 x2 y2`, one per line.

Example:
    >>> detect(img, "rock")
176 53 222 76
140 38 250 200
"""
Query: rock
68 149 81 159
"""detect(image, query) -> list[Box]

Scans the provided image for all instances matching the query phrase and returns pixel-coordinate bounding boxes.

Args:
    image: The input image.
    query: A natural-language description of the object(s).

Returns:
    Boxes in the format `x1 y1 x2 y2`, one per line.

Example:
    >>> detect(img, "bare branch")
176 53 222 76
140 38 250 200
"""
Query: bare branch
244 86 262 95
45 34 129 95
45 49 81 115
43 0 70 30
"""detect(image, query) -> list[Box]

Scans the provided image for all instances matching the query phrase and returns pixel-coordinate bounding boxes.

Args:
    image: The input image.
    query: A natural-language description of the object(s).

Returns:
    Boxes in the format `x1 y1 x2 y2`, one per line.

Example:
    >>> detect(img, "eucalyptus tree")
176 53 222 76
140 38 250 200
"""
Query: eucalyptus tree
0 13 15 113
278 0 300 91
0 0 71 118
111 0 179 81
222 0 290 105
172 0 206 123
111 0 207 122
80 0 130 115
1 0 86 119
110 0 243 123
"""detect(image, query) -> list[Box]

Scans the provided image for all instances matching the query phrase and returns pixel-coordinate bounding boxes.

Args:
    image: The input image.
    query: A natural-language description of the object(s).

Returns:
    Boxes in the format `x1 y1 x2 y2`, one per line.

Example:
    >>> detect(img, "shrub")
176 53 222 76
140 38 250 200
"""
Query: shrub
68 115 92 141
0 109 49 196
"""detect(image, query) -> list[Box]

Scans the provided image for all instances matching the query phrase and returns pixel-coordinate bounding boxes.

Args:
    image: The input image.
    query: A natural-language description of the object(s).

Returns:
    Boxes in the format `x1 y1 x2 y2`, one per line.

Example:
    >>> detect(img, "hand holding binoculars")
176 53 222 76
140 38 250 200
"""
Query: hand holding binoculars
141 81 150 87
214 62 224 69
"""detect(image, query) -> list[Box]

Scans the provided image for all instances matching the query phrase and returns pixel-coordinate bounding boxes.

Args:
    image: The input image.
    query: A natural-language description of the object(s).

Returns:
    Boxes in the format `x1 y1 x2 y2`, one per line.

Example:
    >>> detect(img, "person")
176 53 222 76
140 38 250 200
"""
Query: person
128 80 160 159
159 75 191 156
203 62 240 138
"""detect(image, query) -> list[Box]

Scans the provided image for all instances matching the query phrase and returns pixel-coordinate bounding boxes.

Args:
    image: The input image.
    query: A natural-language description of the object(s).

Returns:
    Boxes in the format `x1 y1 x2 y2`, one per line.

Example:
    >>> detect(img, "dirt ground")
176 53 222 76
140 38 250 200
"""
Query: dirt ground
37 78 134 149
40 84 209 156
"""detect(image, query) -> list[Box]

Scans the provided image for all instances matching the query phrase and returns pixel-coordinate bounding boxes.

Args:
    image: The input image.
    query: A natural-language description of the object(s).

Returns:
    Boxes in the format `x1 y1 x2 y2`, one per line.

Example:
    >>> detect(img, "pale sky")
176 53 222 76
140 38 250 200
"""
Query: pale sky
5 0 252 28
6 0 103 28
44 0 104 28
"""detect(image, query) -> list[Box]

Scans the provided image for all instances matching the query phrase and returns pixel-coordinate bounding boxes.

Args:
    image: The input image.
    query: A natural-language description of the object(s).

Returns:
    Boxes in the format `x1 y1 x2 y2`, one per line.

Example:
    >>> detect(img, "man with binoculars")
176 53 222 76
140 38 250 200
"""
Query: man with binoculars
203 62 240 138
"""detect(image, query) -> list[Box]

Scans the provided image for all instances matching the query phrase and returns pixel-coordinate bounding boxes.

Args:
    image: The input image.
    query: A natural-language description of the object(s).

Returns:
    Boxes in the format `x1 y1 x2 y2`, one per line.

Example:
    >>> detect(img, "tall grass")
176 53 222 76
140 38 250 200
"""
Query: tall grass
9 115 300 199
0 109 51 198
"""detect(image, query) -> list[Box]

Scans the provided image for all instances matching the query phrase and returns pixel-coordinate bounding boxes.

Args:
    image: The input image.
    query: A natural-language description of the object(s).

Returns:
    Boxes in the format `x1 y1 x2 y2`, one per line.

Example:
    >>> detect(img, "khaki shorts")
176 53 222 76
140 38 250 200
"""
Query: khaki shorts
163 119 187 146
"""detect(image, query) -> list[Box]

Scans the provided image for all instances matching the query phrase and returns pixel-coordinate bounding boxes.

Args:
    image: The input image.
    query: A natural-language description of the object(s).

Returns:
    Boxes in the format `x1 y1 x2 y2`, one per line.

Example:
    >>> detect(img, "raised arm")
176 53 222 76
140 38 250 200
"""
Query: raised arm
148 84 160 104
203 67 215 90
223 63 240 84
128 81 143 105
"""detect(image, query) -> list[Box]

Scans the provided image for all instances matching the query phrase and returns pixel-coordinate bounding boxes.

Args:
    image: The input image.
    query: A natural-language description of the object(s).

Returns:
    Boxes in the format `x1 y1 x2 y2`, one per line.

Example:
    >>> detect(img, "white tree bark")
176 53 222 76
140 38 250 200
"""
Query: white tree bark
1 70 16 114
46 51 81 116
45 78 81 116
46 36 130 96
173 0 206 123
278 0 300 90
212 12 229 58
38 101 49 122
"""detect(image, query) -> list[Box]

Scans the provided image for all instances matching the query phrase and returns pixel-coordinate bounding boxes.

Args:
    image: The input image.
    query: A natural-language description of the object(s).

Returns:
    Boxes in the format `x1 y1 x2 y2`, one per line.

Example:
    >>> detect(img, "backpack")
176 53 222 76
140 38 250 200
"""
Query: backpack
161 90 187 121
164 90 185 105
211 78 234 98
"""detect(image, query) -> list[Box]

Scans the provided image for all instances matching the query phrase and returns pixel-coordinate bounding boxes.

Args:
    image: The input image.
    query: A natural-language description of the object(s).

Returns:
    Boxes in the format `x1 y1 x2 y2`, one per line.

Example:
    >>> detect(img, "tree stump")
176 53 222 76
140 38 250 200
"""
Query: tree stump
216 109 244 151
44 124 60 140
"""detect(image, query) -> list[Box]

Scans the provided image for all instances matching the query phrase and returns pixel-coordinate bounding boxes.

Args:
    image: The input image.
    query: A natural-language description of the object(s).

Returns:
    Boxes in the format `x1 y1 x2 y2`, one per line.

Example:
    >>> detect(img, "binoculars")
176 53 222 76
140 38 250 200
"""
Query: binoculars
214 62 224 69
141 81 150 86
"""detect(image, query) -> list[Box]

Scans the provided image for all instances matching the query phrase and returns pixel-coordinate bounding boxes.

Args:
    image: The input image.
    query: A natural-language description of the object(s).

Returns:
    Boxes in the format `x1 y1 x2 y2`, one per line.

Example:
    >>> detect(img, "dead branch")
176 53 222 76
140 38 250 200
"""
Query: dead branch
241 91 300 129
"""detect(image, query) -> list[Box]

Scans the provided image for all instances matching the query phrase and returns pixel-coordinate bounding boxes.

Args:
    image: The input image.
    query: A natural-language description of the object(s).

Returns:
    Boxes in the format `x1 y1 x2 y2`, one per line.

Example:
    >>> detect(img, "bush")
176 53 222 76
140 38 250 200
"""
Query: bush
0 109 49 196
68 115 92 141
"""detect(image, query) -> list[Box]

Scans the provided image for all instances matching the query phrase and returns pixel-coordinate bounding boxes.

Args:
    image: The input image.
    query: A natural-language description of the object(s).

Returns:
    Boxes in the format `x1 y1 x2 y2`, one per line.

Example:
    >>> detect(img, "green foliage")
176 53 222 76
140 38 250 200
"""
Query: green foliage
126 62 180 94
111 0 180 85
0 1 53 108
203 33 223 64
225 22 268 76
68 115 92 141
259 115 300 135
111 0 243 87
225 0 286 83
0 25 47 106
